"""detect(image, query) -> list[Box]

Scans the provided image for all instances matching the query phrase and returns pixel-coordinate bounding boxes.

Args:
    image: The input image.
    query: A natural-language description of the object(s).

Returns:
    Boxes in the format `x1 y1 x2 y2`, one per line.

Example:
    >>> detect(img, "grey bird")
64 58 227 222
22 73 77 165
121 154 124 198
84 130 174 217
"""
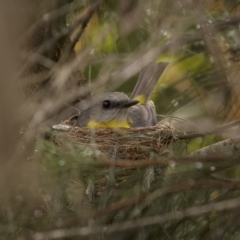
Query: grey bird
76 62 168 128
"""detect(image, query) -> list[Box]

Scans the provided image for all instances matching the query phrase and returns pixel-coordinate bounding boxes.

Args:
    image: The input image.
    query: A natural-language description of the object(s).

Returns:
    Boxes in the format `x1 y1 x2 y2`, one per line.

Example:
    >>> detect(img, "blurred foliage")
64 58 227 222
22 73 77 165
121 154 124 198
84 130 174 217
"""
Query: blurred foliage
1 0 240 239
3 138 240 239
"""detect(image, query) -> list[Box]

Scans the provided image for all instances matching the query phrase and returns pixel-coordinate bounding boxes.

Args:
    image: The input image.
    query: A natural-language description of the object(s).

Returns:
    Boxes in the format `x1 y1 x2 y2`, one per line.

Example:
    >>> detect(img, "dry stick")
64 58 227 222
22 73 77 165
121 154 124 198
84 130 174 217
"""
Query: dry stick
60 0 105 64
176 119 240 140
20 196 240 240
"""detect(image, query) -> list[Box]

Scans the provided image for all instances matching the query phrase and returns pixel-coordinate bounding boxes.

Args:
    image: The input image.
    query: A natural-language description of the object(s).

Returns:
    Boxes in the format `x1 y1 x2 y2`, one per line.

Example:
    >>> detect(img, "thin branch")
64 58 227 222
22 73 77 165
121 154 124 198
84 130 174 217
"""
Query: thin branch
176 119 240 139
60 0 106 63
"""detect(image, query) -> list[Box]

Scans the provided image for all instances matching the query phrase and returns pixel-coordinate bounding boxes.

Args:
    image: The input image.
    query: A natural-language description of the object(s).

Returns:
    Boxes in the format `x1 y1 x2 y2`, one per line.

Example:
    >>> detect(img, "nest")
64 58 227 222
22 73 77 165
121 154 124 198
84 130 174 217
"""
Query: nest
48 121 176 208
51 121 176 161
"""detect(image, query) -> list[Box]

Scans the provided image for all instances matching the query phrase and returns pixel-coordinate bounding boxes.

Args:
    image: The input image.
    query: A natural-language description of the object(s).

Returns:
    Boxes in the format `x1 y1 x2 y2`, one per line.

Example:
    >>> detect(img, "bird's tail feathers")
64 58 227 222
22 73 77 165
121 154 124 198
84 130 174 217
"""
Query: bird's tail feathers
131 61 168 104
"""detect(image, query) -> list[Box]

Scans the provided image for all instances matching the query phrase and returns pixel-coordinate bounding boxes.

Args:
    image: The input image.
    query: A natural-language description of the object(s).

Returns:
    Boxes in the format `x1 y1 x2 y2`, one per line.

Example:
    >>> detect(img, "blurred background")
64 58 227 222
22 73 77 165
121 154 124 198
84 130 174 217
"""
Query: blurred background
1 0 240 239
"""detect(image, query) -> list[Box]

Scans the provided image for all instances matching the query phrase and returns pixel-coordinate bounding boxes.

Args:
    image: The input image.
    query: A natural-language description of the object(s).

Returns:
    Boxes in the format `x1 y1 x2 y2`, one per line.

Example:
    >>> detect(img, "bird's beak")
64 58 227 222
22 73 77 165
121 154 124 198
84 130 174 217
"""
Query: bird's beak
122 100 139 108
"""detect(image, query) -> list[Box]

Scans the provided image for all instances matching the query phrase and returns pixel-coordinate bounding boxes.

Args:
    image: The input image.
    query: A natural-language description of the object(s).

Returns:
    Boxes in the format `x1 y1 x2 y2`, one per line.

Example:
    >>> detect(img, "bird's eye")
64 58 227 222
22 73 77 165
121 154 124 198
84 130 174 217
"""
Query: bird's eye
102 100 111 109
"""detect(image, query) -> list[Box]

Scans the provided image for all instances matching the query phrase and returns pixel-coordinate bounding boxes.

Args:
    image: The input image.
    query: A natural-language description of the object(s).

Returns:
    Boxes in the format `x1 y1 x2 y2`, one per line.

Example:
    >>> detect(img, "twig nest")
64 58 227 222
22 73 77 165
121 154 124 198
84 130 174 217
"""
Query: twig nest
51 121 176 161
49 122 176 205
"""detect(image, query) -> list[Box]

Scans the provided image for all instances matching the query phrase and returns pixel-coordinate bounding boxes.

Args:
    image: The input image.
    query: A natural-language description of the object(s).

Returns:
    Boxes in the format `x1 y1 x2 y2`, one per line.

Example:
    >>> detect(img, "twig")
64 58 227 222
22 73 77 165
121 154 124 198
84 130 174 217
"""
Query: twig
60 0 106 63
176 119 240 139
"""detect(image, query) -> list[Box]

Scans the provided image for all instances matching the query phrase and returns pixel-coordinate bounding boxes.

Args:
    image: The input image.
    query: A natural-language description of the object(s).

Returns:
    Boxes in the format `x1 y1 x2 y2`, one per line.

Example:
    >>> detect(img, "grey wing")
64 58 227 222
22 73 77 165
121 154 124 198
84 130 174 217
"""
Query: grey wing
128 103 157 128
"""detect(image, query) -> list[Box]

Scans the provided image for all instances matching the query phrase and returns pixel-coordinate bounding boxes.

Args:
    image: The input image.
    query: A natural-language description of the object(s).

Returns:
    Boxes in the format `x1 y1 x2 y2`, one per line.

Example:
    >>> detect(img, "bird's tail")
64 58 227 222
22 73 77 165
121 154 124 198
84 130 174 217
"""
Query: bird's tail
130 62 168 104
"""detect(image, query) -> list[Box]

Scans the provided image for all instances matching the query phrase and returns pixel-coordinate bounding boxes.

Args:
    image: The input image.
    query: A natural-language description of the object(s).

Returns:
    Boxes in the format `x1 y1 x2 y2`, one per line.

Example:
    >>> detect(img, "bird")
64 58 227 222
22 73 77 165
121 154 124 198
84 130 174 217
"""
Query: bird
76 62 168 128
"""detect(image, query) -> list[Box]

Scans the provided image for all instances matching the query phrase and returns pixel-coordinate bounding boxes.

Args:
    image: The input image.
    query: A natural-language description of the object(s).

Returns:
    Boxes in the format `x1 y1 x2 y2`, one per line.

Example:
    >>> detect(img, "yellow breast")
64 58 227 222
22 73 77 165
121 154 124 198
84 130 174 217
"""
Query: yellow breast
87 119 130 128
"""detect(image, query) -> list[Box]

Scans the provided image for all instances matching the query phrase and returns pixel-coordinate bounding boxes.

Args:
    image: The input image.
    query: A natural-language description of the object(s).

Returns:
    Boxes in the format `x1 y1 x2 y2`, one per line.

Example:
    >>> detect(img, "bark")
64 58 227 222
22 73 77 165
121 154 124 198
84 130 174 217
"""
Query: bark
190 136 240 157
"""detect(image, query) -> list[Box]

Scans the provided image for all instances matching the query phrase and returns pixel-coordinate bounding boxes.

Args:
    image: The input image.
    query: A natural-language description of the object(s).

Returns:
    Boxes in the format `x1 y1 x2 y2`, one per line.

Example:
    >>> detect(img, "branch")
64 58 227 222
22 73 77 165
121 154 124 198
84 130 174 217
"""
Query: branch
60 0 106 63
176 120 240 140
190 135 240 157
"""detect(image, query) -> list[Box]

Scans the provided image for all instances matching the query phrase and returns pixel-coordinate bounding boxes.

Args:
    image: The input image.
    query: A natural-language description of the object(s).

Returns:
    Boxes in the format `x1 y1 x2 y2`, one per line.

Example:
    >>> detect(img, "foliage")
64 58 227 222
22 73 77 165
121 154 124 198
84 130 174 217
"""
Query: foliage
1 0 240 239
